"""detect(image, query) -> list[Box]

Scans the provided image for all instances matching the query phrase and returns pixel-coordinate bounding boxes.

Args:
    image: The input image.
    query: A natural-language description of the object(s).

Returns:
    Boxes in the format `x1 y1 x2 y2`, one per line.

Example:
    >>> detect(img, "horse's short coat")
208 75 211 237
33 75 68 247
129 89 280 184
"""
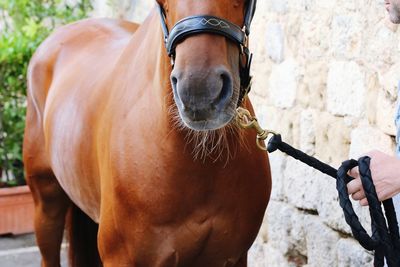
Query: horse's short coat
23 1 271 266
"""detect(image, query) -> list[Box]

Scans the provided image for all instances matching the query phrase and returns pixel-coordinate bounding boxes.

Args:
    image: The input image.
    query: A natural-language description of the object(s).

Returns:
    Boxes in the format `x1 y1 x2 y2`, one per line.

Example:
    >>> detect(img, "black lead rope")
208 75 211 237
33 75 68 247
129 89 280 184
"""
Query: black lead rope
267 134 400 267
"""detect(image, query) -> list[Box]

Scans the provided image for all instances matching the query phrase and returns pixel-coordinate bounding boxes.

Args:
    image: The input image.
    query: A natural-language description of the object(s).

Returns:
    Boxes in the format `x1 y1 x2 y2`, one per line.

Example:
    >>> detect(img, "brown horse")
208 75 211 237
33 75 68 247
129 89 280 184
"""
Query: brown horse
23 0 271 266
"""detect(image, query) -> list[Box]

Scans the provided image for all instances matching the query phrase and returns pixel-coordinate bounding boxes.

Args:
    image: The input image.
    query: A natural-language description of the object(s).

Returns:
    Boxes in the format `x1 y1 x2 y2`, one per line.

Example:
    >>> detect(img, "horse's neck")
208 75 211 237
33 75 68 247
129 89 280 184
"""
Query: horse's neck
130 8 171 95
116 9 249 165
117 8 172 115
104 8 179 137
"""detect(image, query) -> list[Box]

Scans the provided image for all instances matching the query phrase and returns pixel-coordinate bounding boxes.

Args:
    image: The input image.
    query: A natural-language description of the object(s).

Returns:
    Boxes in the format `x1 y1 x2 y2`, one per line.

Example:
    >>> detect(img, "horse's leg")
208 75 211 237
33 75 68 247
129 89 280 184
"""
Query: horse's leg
28 172 70 267
97 213 130 267
24 100 70 267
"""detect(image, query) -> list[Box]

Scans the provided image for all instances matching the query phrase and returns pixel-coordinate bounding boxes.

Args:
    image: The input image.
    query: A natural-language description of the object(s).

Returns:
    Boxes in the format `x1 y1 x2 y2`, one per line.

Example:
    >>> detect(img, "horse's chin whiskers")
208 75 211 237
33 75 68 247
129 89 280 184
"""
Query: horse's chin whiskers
167 98 245 164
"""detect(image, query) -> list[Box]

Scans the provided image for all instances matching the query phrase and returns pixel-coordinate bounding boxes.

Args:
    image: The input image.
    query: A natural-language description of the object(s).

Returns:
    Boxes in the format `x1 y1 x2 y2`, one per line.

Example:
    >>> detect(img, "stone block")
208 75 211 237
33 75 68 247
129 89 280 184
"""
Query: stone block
365 73 380 126
251 66 272 100
297 62 327 110
348 124 396 158
316 174 352 234
269 59 299 109
304 215 340 267
257 215 269 244
265 201 295 254
376 89 397 136
118 0 137 20
299 109 316 155
265 201 307 257
287 0 315 12
364 24 399 71
288 213 307 257
330 14 364 58
315 1 335 9
283 157 320 211
327 61 366 117
314 111 351 166
268 151 287 201
249 238 267 267
266 23 285 64
262 244 297 267
284 14 303 57
336 238 374 267
251 18 272 100
296 14 331 60
374 63 400 136
268 0 288 14
380 63 400 99
92 0 153 21
252 104 277 127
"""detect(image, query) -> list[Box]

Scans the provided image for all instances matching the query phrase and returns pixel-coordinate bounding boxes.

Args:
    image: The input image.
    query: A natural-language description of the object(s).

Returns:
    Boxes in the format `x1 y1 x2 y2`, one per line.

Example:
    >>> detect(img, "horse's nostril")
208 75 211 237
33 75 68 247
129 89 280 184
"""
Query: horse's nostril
171 76 178 88
216 72 233 108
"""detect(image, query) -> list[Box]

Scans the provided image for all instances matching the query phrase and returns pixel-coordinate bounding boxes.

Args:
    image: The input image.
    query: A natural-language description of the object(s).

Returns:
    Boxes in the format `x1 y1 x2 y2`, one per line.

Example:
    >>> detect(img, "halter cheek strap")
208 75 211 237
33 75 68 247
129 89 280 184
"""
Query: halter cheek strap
244 0 257 35
158 0 257 106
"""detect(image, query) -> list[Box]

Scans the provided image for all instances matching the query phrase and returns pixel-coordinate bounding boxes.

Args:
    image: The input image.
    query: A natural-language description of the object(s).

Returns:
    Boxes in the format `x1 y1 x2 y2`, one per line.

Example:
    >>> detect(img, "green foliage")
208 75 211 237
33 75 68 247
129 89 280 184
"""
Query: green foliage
0 0 92 187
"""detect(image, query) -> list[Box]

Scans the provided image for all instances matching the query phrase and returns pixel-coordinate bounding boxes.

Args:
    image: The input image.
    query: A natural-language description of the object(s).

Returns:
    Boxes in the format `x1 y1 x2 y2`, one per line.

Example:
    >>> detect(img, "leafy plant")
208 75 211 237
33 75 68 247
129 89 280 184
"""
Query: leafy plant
0 0 92 187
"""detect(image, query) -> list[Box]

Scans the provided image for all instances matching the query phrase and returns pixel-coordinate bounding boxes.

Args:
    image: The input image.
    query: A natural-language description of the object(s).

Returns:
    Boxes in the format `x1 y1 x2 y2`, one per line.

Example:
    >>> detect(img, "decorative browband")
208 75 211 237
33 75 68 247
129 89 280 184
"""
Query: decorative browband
165 15 246 56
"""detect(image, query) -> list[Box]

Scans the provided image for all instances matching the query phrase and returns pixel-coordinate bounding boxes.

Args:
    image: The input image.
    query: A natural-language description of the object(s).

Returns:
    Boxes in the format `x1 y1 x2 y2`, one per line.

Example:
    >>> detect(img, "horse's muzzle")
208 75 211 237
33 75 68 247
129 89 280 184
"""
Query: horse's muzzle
171 66 234 130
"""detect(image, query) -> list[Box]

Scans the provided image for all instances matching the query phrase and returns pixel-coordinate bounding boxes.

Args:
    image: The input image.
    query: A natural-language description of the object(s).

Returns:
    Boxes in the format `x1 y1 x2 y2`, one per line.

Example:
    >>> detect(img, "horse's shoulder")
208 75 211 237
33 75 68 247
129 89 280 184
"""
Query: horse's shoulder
30 18 138 67
27 18 140 109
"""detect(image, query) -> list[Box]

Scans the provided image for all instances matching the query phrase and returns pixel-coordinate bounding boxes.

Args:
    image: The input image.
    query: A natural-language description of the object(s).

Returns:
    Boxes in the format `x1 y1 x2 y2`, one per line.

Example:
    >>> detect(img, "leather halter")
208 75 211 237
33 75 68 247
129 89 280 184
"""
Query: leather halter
157 0 257 106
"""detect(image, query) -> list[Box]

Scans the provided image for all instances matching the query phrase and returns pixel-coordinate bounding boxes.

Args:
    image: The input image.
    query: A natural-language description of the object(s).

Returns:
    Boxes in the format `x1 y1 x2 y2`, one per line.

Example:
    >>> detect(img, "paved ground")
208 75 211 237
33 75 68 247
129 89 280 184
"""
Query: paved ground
0 234 68 267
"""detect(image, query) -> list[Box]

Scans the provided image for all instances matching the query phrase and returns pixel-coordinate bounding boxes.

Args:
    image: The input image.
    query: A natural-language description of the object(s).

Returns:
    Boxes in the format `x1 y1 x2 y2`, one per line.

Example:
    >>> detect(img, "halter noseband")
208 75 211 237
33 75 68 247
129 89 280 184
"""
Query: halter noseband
157 0 257 106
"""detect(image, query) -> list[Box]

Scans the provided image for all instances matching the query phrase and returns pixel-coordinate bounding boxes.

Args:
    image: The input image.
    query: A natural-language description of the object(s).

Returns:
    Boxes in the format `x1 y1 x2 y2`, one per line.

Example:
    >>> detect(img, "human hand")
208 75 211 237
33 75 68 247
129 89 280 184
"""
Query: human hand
346 150 400 206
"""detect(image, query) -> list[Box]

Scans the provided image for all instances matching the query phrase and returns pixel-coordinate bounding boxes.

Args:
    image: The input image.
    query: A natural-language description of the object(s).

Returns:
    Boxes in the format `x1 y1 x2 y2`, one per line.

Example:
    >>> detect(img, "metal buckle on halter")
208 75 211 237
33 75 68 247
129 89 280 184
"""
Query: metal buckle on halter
240 26 249 55
244 76 252 95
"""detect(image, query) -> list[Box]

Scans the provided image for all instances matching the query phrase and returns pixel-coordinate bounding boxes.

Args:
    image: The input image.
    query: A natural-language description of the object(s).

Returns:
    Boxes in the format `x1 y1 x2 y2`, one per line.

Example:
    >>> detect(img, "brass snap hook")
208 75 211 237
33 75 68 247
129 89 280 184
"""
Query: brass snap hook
236 108 277 151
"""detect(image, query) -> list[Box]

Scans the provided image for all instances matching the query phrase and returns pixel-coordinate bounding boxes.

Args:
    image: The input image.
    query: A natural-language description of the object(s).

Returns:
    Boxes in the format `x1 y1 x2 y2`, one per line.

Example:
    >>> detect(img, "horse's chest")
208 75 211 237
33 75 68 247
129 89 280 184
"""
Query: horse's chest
108 131 270 265
114 168 268 266
119 205 262 267
118 162 267 223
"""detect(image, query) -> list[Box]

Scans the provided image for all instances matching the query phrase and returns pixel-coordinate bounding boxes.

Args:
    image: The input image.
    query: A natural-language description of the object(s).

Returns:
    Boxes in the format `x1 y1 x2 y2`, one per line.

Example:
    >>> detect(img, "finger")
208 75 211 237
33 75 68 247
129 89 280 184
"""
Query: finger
360 198 369 206
377 188 392 202
347 179 362 194
348 166 360 179
351 190 365 201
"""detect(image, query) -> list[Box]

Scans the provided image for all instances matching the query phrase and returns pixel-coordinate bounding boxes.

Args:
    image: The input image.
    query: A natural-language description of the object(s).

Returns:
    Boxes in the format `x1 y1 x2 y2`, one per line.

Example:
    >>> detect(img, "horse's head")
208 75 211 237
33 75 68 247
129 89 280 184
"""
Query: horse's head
157 0 256 131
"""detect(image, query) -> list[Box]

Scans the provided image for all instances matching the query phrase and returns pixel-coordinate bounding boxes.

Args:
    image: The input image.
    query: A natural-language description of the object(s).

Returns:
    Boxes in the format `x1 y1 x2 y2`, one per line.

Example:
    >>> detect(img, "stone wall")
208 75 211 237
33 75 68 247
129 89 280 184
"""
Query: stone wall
91 0 153 22
90 0 400 266
248 0 400 266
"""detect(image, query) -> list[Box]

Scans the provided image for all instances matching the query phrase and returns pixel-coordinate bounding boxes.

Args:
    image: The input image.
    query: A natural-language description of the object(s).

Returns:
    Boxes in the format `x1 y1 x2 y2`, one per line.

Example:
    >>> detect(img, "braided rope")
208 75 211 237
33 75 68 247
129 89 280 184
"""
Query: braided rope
267 134 400 267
